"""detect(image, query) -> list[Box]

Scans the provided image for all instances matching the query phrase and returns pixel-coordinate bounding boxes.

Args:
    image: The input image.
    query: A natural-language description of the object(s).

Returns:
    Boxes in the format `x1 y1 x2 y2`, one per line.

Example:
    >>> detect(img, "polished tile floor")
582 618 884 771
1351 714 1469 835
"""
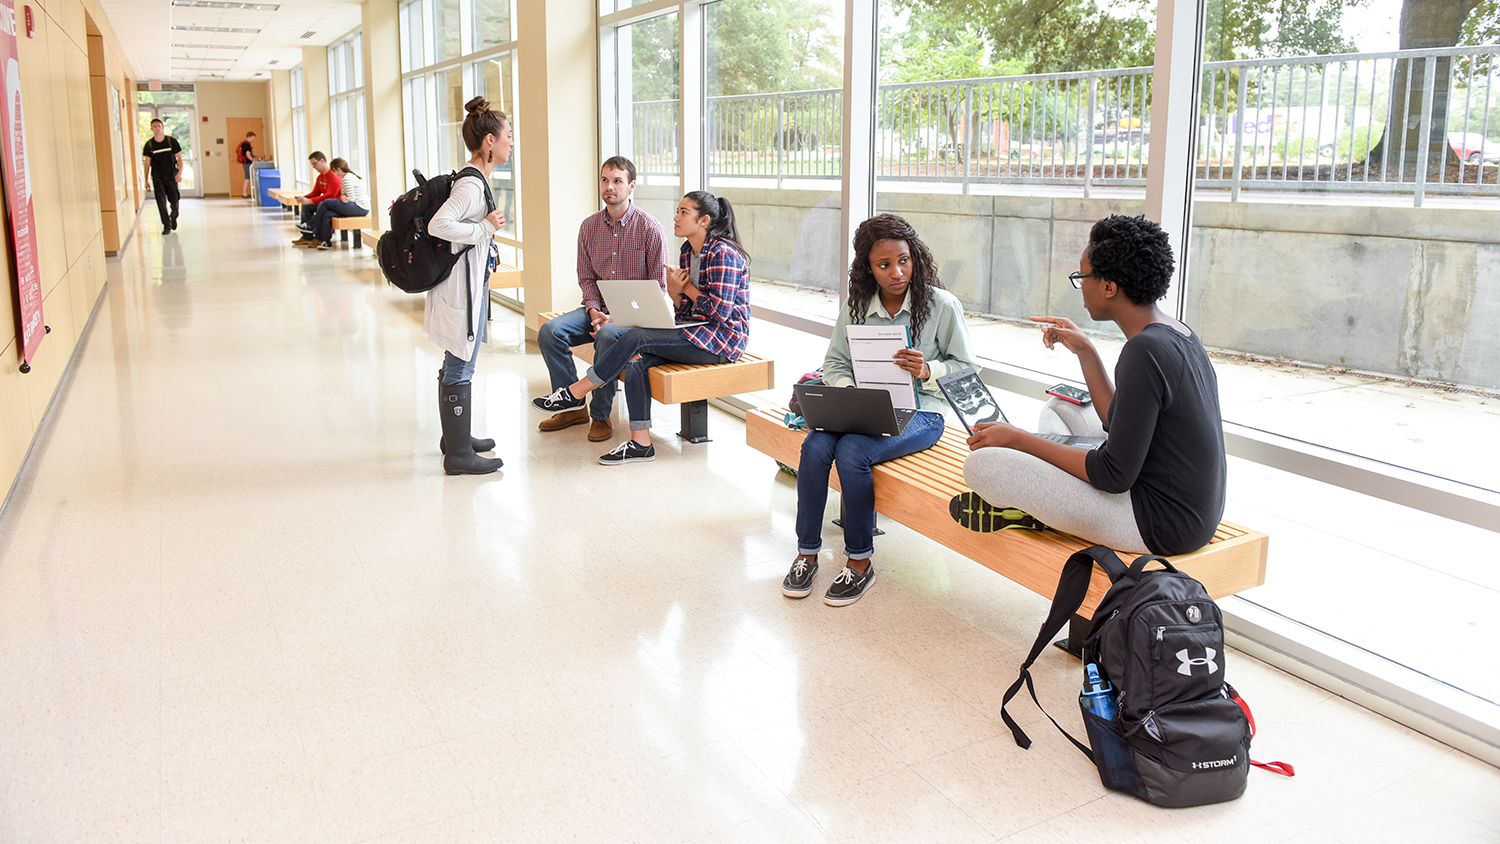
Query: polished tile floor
0 200 1497 843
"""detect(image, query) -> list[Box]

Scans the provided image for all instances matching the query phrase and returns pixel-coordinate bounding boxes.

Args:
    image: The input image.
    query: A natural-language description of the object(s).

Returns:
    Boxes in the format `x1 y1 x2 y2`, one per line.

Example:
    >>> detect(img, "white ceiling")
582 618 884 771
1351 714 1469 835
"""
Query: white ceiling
93 0 366 83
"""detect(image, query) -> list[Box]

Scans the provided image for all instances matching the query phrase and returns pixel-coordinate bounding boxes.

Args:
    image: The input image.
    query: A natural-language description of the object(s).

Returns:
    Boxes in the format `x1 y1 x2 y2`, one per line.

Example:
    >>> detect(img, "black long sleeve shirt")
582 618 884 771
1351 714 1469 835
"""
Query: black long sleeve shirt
1084 323 1227 555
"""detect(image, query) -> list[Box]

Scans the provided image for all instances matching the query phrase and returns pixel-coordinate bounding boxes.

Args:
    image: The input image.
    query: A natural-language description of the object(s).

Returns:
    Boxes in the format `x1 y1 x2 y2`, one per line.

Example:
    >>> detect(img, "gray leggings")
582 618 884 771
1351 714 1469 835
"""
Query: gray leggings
961 398 1148 553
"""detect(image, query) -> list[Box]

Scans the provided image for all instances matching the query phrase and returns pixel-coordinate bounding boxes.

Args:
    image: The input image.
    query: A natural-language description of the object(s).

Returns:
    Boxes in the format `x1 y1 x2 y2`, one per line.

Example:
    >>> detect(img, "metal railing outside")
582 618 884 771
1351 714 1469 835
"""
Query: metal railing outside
632 99 680 179
633 46 1500 204
704 88 842 184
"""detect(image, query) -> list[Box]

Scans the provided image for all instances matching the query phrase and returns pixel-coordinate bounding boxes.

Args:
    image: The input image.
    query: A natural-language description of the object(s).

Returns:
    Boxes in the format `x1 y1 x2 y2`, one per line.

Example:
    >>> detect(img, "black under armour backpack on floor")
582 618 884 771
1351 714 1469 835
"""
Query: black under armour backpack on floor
1001 545 1269 808
377 166 492 294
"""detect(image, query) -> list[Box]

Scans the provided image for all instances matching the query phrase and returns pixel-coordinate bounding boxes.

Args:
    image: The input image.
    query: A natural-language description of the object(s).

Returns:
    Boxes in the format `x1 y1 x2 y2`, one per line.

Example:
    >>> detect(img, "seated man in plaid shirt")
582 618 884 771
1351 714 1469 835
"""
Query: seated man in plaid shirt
534 156 669 443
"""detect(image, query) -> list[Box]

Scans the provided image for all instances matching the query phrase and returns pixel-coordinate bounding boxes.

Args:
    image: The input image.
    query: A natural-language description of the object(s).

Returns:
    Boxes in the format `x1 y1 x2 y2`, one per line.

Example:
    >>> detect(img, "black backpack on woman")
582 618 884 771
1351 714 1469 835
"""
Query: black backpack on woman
377 166 492 294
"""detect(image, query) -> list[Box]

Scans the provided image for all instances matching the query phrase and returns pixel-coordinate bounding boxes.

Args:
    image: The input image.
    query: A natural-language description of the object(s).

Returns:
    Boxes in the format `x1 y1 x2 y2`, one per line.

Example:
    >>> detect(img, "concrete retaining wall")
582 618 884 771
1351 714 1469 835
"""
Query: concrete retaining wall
638 184 1500 389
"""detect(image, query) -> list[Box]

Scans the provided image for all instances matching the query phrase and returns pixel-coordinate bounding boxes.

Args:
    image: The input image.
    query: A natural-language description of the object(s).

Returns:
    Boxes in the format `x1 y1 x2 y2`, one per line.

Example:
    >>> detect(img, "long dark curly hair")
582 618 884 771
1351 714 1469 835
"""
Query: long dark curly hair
847 214 944 341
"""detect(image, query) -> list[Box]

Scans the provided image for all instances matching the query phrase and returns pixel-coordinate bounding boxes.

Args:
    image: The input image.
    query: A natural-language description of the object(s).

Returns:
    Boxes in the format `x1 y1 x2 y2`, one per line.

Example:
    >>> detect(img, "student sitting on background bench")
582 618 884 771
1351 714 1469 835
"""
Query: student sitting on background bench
781 214 978 608
295 158 369 250
956 214 1226 556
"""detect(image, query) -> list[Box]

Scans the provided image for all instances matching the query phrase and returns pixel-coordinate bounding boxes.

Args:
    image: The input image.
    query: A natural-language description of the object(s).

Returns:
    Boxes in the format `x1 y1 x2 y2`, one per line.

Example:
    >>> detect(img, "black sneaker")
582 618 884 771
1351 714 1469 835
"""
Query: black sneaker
949 492 1046 533
782 556 818 598
823 563 874 607
598 440 655 465
532 386 586 413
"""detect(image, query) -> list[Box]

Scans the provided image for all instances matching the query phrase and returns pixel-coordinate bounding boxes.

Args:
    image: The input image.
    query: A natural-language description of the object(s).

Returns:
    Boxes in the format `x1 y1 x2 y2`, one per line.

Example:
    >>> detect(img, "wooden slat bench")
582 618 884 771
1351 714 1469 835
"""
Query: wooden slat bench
745 407 1268 652
330 215 374 248
536 311 775 442
268 188 301 213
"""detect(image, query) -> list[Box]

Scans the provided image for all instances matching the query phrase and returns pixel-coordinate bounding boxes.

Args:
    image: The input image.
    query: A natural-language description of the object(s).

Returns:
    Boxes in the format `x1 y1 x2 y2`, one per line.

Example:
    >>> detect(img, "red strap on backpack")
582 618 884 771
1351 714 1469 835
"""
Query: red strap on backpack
1227 684 1295 777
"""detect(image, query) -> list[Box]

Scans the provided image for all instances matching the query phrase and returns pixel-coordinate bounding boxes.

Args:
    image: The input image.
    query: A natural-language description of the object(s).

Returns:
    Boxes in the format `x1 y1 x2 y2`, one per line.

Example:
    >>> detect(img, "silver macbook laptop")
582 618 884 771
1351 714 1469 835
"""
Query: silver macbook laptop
792 384 917 438
597 279 708 330
936 367 1104 448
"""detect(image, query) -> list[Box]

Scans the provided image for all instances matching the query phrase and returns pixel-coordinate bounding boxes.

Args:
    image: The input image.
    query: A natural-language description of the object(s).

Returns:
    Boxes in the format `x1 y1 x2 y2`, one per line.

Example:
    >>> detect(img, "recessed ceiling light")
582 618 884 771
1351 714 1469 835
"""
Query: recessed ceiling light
171 43 247 50
172 0 279 9
172 25 261 34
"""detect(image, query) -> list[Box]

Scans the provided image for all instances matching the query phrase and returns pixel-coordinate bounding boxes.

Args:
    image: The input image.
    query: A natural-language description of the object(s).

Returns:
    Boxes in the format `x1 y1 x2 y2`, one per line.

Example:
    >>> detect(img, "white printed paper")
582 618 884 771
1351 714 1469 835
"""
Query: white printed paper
847 324 917 410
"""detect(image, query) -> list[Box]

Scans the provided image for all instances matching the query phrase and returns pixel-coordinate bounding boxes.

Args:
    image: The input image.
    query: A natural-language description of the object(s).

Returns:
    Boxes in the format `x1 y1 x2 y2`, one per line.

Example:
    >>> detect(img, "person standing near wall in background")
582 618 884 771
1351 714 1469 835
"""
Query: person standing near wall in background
142 118 183 234
237 131 257 199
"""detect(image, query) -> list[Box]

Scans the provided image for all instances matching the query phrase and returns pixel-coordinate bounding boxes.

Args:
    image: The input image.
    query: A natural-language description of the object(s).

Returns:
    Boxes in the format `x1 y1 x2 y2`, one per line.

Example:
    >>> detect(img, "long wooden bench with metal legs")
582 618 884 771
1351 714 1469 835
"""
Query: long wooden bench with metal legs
745 406 1269 654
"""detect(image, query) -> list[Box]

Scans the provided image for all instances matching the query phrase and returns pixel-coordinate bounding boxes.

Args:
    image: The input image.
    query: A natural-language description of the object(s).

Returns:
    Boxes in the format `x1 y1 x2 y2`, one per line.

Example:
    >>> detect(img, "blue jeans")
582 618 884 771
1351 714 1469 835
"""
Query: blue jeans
795 411 945 560
587 328 728 431
536 307 628 421
439 290 489 386
312 198 368 243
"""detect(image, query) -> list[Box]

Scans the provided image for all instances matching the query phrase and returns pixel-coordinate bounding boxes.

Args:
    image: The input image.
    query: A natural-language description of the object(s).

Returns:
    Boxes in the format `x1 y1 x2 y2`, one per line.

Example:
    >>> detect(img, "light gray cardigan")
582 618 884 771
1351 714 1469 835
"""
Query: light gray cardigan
422 172 496 361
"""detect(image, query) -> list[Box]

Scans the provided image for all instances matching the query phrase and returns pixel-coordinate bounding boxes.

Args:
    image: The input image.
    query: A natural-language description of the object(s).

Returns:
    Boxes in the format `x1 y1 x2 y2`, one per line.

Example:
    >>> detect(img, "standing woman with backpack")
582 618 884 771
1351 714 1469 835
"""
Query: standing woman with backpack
425 96 513 475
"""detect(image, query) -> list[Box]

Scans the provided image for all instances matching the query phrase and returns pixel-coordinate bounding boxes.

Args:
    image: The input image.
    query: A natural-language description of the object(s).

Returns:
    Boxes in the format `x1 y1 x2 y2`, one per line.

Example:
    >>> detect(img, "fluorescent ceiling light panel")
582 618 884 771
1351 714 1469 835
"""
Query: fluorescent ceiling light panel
172 0 280 9
172 25 262 33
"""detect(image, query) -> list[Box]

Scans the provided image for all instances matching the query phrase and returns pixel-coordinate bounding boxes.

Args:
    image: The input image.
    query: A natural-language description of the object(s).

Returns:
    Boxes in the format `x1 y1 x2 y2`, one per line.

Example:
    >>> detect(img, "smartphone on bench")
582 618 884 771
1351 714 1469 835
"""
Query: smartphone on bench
1046 383 1091 406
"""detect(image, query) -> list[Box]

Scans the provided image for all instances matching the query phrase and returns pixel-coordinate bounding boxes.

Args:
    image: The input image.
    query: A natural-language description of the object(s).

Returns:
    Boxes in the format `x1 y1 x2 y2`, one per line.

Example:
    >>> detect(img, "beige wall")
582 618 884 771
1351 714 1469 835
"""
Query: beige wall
302 46 331 166
268 69 292 175
362 0 402 230
195 82 270 196
2 0 112 499
87 7 139 254
517 0 599 322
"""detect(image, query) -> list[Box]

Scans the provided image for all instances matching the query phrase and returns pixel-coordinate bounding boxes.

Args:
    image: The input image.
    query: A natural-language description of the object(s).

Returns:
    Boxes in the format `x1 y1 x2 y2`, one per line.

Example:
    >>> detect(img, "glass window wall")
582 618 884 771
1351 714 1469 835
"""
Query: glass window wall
290 65 308 189
597 0 1500 735
401 0 522 270
329 31 368 178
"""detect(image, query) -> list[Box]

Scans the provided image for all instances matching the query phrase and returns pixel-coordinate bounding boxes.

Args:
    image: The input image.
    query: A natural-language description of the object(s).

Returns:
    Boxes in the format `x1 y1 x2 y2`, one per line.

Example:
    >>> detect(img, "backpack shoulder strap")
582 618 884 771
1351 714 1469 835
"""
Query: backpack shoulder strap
1000 544 1125 758
456 165 496 213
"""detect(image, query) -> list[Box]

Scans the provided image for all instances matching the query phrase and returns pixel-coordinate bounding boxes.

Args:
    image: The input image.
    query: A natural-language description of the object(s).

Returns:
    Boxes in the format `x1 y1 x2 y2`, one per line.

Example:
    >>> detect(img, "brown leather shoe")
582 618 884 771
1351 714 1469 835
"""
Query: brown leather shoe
588 418 613 442
539 408 588 432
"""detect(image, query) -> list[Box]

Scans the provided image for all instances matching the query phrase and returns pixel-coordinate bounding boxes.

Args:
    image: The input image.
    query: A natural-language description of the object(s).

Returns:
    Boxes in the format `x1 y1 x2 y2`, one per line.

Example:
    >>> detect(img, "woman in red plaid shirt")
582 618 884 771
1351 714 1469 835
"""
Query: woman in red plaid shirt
531 190 750 465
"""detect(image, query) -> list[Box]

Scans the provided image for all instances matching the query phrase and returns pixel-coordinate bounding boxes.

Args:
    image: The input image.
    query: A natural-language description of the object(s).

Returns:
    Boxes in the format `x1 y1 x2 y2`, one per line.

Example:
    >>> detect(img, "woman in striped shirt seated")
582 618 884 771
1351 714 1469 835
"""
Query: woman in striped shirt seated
300 158 370 250
531 190 751 465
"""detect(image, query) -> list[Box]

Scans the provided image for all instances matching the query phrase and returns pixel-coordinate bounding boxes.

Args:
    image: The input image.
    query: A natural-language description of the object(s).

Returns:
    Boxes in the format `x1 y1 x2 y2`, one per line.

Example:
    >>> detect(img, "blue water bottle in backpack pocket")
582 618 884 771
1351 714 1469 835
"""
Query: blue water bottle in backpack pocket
1081 663 1117 721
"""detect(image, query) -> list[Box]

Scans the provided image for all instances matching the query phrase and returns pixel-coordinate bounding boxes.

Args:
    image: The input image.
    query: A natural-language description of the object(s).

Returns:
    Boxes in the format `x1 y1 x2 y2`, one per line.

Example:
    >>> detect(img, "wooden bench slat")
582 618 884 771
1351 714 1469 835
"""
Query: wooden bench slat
535 312 774 406
746 407 1268 619
331 216 373 229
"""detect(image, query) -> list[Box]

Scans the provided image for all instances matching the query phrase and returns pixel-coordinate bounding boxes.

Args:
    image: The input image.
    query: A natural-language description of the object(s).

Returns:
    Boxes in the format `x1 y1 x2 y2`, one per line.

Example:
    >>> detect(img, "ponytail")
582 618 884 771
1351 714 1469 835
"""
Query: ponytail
683 190 749 265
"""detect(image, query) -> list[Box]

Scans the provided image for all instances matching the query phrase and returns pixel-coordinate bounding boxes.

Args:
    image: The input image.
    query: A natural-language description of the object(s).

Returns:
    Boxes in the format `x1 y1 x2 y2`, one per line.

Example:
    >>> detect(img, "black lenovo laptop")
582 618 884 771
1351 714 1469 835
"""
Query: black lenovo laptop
792 384 916 438
936 367 1105 448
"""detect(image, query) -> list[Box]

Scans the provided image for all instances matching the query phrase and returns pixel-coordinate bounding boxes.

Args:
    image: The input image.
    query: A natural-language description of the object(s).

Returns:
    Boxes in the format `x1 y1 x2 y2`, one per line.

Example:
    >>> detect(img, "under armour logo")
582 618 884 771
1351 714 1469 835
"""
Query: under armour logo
1176 648 1218 676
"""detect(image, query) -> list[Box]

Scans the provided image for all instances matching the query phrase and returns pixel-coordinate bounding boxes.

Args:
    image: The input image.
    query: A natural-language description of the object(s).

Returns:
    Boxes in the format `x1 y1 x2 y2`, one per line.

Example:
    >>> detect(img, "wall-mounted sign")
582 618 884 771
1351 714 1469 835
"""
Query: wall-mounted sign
0 0 41 366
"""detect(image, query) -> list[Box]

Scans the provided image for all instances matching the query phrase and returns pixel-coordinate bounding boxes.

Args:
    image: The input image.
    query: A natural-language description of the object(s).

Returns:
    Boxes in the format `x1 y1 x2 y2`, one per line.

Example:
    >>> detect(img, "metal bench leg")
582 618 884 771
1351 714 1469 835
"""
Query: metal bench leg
832 497 884 536
1053 613 1089 658
341 230 350 245
352 230 362 248
677 400 712 443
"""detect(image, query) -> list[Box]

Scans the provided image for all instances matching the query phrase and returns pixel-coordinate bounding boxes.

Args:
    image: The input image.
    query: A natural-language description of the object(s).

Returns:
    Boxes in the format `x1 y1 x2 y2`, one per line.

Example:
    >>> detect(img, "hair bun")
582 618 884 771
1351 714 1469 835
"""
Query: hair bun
464 96 491 117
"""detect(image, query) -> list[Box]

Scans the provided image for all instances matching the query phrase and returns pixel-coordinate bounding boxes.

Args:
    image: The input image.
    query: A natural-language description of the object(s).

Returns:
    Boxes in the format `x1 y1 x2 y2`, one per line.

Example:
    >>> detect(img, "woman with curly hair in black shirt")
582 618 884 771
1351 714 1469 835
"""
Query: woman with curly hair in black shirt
957 214 1226 556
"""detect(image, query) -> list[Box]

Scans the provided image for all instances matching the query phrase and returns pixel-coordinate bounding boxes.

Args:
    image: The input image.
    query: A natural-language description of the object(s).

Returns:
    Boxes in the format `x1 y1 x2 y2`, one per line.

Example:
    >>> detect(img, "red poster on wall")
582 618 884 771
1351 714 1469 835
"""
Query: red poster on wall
0 0 41 365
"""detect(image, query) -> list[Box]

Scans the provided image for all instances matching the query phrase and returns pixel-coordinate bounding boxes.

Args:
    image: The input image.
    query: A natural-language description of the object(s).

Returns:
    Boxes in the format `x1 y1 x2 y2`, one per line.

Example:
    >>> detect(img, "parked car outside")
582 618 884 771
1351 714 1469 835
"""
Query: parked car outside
1447 132 1500 165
